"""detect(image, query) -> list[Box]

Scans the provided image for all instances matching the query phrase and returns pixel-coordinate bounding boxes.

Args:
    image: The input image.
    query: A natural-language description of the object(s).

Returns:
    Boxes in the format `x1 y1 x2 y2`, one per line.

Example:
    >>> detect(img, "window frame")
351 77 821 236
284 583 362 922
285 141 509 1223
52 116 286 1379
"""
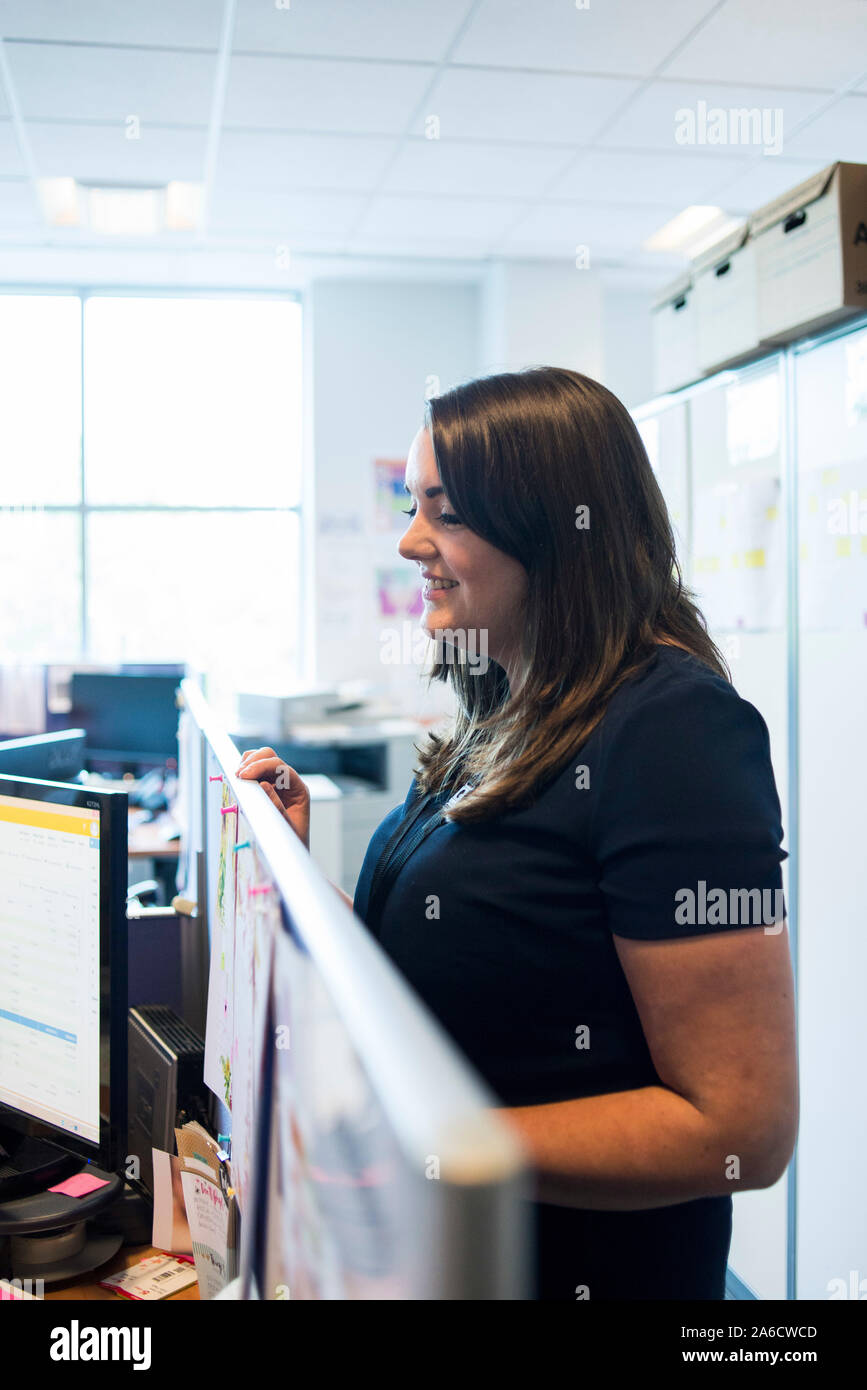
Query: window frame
0 285 304 670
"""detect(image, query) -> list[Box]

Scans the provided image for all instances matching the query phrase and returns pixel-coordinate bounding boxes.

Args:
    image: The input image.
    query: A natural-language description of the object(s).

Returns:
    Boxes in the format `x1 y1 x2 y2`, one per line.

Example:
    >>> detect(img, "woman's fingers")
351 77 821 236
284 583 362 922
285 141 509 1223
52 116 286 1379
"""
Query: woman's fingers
236 752 308 809
237 746 278 774
237 752 286 785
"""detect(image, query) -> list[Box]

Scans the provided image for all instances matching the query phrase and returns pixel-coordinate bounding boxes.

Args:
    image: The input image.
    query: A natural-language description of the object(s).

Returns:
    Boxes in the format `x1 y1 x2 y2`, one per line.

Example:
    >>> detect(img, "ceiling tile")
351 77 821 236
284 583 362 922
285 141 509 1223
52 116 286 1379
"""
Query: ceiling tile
702 155 830 215
664 0 867 90
7 43 216 123
452 0 721 77
345 233 490 260
499 199 683 256
28 121 207 182
224 54 434 133
208 185 367 240
381 137 575 198
0 0 223 47
418 67 639 144
550 148 752 207
782 95 867 163
216 130 395 193
597 80 829 153
354 191 524 244
0 119 25 176
0 177 39 225
234 0 472 63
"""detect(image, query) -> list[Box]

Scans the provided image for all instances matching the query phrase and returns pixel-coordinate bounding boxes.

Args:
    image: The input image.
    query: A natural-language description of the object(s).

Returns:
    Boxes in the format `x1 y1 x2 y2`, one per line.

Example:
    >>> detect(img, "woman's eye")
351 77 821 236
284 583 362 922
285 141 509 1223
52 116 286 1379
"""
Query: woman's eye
400 506 461 526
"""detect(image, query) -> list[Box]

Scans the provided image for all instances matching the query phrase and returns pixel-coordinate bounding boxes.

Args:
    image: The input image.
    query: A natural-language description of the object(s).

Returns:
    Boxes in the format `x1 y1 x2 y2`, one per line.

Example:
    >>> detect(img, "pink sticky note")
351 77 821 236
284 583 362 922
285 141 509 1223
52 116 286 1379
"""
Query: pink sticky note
49 1172 110 1197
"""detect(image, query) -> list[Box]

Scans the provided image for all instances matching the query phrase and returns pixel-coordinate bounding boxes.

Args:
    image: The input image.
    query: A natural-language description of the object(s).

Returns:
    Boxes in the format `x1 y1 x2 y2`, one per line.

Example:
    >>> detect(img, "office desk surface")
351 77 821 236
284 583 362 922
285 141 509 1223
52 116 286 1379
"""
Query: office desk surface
128 811 181 860
44 1244 199 1301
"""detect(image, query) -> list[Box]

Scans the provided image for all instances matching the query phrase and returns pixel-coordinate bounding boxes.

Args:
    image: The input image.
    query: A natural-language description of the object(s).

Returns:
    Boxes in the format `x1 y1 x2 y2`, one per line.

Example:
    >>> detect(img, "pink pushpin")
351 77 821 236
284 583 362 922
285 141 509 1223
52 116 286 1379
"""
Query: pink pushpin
249 884 273 896
209 774 223 783
221 804 238 816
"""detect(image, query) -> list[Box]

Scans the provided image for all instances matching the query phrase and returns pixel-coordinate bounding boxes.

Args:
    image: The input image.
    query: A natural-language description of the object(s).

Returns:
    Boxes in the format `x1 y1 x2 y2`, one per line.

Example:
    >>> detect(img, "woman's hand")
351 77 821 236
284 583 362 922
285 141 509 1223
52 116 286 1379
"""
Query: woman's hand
236 747 310 850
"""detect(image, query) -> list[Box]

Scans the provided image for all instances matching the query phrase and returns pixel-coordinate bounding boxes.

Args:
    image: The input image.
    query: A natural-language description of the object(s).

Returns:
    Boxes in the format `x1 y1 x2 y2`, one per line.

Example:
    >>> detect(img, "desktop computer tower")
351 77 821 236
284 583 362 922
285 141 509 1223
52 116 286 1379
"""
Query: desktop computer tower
127 1006 206 1194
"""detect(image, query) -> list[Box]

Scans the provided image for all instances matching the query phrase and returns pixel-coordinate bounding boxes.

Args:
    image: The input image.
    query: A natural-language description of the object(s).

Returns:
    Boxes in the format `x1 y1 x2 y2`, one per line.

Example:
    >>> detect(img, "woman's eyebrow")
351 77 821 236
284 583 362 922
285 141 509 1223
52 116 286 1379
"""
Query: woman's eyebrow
403 484 445 498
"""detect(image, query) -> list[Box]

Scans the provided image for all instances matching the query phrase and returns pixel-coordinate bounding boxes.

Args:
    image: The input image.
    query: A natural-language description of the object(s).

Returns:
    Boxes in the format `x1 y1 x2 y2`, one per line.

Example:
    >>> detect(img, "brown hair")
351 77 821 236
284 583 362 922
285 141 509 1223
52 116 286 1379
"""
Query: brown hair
413 366 729 823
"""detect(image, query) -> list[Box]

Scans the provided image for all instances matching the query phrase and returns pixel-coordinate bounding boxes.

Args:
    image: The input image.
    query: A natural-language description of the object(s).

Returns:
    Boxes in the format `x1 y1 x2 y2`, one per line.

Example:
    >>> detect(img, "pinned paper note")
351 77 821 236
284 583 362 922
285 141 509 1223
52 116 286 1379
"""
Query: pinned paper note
48 1172 110 1197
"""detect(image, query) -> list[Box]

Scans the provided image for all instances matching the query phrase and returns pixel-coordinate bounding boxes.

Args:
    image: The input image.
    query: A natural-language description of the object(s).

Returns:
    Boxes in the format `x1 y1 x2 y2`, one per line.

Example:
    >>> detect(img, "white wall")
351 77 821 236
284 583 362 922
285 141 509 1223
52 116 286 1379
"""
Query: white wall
479 259 655 409
602 285 655 409
480 259 605 379
306 276 480 713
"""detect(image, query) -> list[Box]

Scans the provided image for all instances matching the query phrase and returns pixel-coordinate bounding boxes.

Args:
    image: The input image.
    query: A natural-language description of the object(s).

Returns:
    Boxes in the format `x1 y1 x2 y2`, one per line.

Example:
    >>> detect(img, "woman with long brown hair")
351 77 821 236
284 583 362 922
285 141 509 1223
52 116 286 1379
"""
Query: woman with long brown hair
240 367 798 1301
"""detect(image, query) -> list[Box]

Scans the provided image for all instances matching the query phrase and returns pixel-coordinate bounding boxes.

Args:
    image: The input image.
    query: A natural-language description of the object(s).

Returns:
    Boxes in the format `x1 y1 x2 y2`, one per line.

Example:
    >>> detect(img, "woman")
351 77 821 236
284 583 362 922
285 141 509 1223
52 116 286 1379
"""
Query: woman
239 367 798 1301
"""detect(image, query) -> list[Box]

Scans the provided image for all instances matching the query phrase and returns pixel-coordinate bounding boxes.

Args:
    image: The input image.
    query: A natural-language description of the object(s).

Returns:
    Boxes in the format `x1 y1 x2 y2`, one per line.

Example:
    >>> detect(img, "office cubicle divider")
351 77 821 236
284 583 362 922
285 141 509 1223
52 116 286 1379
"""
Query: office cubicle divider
632 313 867 1302
178 678 529 1299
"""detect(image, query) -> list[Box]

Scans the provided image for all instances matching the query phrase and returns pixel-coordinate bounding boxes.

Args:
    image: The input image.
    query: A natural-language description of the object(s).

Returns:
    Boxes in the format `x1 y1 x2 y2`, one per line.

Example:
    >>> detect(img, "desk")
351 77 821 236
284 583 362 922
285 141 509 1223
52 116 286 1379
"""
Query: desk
128 810 181 861
44 1244 199 1302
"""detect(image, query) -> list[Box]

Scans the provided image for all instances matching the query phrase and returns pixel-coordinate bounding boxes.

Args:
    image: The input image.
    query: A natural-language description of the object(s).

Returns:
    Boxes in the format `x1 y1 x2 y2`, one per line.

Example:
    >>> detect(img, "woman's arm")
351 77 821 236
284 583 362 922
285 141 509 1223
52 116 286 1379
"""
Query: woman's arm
499 923 799 1211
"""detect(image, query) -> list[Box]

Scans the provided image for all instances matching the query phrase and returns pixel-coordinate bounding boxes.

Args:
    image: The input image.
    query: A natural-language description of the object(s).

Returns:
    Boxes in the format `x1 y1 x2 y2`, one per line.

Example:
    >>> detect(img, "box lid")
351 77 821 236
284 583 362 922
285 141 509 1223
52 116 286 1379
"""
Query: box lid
749 162 840 237
691 221 749 274
652 271 693 312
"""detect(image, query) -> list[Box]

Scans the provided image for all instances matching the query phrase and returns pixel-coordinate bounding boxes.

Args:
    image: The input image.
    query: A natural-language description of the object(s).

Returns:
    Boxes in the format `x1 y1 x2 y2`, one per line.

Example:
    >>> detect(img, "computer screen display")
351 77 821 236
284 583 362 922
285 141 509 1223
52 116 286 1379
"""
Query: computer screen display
0 729 86 783
70 672 180 766
0 776 127 1168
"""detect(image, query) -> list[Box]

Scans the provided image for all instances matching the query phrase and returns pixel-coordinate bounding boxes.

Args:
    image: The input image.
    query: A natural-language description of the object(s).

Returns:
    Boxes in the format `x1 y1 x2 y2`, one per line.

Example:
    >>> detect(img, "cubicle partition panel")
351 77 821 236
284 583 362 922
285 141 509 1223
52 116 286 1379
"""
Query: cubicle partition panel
632 316 867 1302
791 324 867 1301
179 679 529 1300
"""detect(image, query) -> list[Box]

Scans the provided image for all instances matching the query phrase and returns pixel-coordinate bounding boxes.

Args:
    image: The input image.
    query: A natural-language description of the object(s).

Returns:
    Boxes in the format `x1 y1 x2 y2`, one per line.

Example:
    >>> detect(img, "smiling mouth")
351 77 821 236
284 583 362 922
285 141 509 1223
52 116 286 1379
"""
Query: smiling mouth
422 577 459 597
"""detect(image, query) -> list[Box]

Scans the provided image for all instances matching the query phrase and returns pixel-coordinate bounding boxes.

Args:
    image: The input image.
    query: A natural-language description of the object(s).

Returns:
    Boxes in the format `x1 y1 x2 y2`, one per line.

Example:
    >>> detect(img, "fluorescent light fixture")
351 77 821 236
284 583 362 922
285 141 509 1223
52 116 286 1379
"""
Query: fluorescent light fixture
87 186 161 236
37 177 80 227
36 178 204 234
643 205 743 258
164 180 204 231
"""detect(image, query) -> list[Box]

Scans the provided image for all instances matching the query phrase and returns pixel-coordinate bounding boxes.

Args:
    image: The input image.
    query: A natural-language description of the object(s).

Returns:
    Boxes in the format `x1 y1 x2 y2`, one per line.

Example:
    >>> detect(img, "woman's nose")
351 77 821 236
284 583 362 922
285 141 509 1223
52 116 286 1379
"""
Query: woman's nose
398 513 437 563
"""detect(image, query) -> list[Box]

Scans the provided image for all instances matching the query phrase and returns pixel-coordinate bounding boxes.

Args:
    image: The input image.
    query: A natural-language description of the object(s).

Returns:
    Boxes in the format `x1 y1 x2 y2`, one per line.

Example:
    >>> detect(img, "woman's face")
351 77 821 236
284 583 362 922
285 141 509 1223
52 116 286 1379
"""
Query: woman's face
398 426 528 680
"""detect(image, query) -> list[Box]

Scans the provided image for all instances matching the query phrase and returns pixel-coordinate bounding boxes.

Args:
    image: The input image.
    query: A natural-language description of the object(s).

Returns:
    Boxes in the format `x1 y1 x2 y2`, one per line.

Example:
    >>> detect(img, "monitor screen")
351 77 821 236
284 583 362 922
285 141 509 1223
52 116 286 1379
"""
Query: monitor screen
0 775 127 1168
0 729 86 783
70 672 181 766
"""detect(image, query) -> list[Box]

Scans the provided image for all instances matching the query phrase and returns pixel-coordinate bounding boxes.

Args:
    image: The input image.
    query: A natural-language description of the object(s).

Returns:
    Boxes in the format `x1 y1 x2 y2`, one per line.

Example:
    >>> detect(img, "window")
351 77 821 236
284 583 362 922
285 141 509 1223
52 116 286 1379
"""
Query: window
0 292 303 688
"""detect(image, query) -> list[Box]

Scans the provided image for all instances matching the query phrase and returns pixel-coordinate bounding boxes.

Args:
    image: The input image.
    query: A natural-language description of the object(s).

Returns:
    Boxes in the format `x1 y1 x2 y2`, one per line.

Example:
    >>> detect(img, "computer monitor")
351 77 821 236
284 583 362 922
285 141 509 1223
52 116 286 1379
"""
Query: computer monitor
0 774 128 1191
70 672 181 771
0 729 86 782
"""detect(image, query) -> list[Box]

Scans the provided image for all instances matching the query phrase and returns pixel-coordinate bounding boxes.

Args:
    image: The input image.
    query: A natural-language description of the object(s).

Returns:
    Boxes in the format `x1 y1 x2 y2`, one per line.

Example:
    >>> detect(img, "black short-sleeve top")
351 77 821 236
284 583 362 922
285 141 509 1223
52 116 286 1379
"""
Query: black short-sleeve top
353 646 787 1299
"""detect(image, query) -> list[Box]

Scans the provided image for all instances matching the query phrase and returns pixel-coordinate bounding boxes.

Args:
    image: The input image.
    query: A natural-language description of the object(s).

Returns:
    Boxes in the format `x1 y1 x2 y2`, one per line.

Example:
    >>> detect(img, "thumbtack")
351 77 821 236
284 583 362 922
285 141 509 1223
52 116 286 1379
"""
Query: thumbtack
233 840 251 853
209 774 223 782
249 884 273 896
221 804 238 816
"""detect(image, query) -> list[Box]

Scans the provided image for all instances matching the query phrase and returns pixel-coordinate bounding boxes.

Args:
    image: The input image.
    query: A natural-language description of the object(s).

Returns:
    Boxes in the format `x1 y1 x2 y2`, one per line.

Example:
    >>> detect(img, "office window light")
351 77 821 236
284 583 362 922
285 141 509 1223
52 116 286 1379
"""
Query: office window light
0 292 303 686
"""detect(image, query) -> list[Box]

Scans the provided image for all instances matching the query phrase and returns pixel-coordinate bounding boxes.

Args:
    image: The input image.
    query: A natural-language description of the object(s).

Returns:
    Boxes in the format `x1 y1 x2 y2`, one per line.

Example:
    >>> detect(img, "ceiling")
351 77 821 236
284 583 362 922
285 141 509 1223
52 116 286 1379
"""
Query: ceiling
0 0 864 287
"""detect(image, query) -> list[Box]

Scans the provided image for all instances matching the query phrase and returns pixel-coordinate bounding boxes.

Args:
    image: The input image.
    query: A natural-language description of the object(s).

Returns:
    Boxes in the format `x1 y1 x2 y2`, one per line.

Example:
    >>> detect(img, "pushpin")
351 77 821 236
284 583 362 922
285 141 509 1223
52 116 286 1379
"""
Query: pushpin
209 774 223 782
249 884 273 896
233 840 251 853
220 804 238 816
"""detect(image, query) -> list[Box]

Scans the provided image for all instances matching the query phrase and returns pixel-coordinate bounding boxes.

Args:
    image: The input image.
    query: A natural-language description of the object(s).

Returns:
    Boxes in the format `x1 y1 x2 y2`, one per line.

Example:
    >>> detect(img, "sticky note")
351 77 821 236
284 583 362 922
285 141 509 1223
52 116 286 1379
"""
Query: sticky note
49 1172 111 1197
